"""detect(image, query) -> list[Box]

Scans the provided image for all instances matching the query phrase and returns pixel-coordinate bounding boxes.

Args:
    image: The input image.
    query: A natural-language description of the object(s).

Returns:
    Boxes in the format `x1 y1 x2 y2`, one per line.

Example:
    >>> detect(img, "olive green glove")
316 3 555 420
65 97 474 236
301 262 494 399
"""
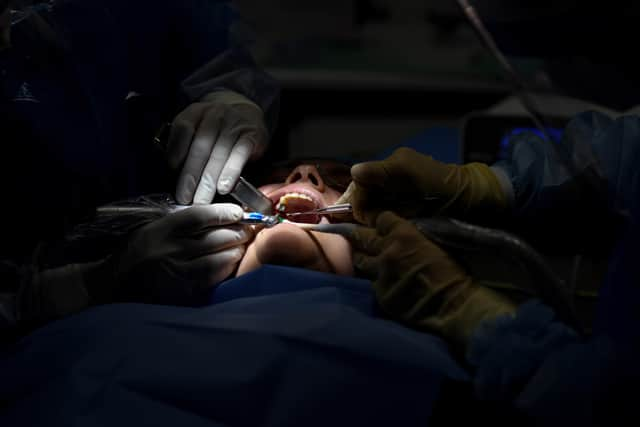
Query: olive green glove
350 211 516 351
336 147 509 226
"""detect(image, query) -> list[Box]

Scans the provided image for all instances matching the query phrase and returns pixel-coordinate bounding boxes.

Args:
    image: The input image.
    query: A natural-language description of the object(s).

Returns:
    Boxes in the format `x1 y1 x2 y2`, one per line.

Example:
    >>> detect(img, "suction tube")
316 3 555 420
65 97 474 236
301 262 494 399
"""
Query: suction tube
412 217 582 333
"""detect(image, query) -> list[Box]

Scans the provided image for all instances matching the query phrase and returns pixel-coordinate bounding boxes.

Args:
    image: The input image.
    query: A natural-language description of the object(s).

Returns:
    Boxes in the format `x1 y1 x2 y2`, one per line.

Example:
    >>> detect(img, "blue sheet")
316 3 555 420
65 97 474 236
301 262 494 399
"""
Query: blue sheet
1 266 468 426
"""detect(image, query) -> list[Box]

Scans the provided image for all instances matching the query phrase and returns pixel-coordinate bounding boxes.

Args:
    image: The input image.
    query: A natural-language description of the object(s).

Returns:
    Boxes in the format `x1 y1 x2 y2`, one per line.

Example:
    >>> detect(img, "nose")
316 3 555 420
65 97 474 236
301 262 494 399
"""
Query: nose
285 164 325 191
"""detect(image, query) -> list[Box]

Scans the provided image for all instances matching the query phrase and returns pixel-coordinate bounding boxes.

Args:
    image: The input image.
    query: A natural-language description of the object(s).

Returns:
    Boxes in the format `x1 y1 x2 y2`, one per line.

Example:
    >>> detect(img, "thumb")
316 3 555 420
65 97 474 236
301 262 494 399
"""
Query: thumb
167 203 244 234
351 160 391 188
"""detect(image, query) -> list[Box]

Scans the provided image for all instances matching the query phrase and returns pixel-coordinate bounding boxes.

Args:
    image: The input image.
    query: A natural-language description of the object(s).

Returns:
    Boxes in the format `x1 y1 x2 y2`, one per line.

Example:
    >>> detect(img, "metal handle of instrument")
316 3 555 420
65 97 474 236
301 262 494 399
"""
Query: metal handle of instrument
286 203 353 217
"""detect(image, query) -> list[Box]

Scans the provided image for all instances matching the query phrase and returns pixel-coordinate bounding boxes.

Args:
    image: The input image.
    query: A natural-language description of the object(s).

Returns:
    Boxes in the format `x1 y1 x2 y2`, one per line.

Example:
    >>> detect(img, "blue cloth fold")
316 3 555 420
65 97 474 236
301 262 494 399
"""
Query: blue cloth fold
467 301 579 401
474 111 640 424
1 266 468 426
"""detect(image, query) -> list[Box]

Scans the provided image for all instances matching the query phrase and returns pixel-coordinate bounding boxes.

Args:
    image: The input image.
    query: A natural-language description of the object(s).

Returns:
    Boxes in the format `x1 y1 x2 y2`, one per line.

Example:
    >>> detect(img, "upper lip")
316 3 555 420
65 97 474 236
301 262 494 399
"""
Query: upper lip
265 184 327 210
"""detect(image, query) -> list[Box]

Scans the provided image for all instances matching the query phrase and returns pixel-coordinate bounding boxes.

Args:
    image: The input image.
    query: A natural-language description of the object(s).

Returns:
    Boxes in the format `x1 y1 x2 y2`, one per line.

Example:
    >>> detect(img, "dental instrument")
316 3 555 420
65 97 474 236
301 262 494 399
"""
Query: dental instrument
229 177 274 215
456 0 551 141
152 122 272 215
284 203 353 218
239 212 282 227
296 222 358 237
457 0 621 223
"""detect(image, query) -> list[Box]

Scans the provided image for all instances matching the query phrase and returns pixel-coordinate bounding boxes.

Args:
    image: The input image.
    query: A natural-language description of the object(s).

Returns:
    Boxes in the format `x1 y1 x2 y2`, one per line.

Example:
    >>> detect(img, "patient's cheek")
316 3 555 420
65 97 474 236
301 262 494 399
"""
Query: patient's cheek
236 224 353 276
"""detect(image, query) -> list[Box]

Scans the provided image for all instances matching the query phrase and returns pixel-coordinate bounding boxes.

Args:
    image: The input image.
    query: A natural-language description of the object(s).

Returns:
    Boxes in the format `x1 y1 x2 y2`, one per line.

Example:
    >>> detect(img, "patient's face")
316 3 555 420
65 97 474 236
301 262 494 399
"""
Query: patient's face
236 163 353 277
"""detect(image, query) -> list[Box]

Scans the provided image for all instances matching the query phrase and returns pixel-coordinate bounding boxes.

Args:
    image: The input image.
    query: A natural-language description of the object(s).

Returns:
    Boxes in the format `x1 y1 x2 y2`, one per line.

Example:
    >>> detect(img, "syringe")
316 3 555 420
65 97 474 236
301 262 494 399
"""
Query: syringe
239 212 282 227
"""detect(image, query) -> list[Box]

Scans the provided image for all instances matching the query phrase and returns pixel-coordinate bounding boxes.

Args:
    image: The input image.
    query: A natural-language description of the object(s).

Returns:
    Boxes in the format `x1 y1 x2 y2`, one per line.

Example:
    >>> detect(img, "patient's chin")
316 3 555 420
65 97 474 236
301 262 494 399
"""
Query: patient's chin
235 223 353 277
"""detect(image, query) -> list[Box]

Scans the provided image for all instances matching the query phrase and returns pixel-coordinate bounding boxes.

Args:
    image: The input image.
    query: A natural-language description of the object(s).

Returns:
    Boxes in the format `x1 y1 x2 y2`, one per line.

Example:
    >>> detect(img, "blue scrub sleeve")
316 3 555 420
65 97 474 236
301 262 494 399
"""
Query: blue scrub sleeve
493 111 640 235
473 112 640 424
468 299 634 425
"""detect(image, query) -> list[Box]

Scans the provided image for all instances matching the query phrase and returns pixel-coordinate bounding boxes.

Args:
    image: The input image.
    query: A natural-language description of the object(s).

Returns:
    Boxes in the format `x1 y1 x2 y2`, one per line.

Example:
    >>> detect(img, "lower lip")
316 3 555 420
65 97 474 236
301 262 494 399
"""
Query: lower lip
281 212 320 224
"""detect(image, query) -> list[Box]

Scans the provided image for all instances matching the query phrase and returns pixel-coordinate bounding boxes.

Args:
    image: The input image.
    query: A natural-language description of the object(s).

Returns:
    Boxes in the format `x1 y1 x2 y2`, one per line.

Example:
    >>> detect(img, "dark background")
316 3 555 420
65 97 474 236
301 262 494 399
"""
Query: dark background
233 0 640 163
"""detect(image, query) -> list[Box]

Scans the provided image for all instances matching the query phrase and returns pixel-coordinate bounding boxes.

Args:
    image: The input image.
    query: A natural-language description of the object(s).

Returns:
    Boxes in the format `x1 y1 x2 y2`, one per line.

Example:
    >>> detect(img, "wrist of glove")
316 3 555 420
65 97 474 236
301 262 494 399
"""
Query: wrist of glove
337 147 509 226
15 204 250 323
100 204 250 305
17 260 107 324
200 90 264 113
350 211 516 351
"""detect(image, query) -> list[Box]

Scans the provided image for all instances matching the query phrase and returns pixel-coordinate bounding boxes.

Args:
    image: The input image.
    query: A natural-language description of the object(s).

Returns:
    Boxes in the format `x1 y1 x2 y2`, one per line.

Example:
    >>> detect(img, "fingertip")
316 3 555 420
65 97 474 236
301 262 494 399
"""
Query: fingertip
193 182 216 205
350 163 367 180
176 173 199 205
176 188 192 205
378 210 398 221
231 205 245 221
215 203 244 222
217 175 236 195
376 211 402 234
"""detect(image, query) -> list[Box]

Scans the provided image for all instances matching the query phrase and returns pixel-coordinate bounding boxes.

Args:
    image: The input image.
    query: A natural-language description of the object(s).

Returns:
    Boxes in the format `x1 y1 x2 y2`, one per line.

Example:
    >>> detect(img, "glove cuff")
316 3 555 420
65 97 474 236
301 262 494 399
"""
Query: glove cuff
439 284 517 352
459 163 509 217
18 262 99 323
201 90 264 114
490 165 515 208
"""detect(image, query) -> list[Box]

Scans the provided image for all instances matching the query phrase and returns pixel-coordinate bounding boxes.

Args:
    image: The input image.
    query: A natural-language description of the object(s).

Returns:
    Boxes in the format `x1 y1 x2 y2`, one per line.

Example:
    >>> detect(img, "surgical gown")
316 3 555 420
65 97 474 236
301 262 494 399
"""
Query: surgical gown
468 111 640 425
0 0 279 264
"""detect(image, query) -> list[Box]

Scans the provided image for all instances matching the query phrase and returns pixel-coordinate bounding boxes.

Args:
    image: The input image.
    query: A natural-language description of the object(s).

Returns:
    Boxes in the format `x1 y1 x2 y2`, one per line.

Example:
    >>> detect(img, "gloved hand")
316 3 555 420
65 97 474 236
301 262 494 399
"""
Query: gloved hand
350 211 516 351
168 90 269 205
335 147 509 226
90 203 252 305
14 204 250 324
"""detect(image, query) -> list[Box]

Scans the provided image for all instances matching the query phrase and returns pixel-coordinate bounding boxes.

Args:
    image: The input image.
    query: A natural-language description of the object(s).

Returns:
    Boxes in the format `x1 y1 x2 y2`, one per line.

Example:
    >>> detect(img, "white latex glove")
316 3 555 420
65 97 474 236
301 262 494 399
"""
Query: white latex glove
168 90 269 205
14 204 251 323
111 203 252 303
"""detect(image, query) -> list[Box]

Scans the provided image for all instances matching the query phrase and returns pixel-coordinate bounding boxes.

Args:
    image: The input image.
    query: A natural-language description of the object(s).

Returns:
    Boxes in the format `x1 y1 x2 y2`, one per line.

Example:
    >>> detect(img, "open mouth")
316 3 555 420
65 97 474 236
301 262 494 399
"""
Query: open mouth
266 186 325 224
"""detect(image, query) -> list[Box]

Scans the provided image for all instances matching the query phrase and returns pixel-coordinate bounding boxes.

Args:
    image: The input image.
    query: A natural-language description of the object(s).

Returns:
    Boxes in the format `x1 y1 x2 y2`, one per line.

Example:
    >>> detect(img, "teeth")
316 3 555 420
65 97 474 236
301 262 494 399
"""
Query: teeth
278 192 314 207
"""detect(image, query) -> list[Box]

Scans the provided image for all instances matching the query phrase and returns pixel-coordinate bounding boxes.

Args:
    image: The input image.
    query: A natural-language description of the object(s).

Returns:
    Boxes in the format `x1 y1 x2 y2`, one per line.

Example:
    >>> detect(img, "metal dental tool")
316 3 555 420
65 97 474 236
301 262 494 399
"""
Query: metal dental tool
284 203 353 218
456 0 552 142
229 177 273 214
152 123 273 215
457 0 620 223
296 222 359 238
